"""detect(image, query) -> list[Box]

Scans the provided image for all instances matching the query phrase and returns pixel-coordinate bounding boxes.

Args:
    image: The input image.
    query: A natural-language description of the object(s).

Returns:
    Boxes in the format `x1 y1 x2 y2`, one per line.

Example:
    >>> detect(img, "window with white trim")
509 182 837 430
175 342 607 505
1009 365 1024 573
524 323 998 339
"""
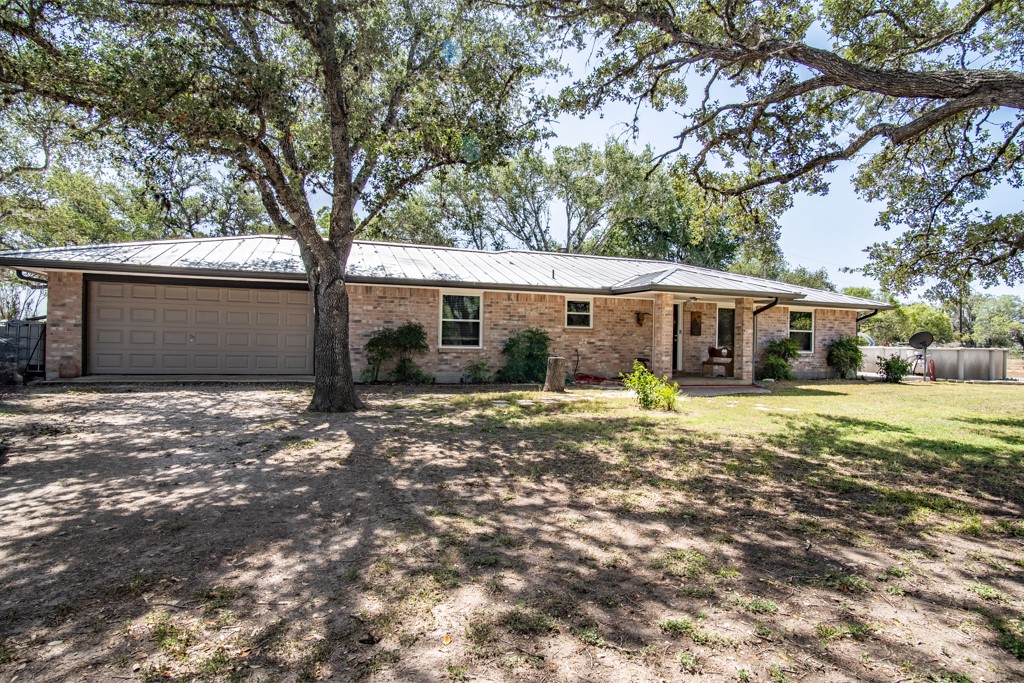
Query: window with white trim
789 310 814 352
717 307 735 349
441 294 482 347
566 299 592 328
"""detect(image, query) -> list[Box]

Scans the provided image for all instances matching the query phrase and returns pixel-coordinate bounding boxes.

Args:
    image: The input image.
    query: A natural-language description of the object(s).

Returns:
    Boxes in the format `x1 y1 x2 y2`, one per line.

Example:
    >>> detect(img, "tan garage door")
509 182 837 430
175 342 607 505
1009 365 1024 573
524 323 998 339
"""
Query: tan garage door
88 281 313 375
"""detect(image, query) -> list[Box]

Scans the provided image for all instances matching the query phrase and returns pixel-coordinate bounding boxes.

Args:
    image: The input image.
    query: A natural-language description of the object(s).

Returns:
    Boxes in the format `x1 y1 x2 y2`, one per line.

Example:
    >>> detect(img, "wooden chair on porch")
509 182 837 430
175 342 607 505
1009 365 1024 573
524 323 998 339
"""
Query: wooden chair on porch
702 346 734 378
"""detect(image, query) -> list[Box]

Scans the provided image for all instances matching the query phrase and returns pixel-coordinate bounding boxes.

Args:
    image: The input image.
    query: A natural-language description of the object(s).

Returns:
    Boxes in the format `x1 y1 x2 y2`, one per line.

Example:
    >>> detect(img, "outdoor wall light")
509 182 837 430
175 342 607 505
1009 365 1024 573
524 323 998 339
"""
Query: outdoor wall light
635 311 652 326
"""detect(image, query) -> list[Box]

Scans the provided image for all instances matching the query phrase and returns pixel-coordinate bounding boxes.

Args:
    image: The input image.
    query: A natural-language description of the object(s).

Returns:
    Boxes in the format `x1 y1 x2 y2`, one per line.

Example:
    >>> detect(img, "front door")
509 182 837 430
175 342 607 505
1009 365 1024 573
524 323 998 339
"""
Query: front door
717 306 736 365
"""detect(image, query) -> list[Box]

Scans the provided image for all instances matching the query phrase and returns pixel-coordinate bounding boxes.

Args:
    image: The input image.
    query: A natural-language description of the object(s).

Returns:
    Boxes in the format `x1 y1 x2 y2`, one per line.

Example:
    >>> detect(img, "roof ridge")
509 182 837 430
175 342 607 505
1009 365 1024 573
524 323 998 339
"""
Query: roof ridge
651 266 682 285
353 239 719 268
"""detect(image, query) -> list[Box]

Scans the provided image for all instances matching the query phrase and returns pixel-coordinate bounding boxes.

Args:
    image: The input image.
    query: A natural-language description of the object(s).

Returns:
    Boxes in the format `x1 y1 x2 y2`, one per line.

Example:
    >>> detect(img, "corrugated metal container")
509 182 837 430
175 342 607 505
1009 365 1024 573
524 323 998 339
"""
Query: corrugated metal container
0 319 45 375
861 346 1009 381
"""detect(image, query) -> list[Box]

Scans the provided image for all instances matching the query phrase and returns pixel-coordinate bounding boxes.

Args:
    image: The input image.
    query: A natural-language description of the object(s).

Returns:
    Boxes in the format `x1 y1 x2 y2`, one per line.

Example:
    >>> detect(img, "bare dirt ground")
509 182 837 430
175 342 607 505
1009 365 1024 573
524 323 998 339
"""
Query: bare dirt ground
1007 358 1023 379
0 383 1022 683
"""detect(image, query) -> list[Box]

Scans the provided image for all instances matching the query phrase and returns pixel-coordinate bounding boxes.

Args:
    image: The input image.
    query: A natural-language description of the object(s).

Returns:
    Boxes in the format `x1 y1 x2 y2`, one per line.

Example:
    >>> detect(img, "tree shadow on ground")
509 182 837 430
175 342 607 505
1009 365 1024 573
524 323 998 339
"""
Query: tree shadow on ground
0 384 1020 682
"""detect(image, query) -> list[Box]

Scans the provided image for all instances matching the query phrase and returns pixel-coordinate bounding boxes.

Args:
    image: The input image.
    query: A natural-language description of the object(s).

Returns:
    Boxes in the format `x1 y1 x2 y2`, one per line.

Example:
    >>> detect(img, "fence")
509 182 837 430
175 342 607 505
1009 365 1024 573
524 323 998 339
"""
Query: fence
860 346 1009 381
0 319 46 375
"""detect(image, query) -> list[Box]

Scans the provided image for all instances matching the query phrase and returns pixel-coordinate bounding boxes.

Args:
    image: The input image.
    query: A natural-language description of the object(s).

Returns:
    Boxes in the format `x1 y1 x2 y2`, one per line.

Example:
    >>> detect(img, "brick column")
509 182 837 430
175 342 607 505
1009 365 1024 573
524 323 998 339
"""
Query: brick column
651 292 674 378
734 297 754 382
45 272 84 379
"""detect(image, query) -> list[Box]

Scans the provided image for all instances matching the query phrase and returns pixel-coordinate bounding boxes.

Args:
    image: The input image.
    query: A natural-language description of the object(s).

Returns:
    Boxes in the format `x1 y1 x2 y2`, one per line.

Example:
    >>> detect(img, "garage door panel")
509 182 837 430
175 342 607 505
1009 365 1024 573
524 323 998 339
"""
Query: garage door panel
89 283 313 375
194 355 221 370
162 330 188 346
131 285 157 299
95 330 123 345
164 286 189 300
129 330 157 345
130 307 157 323
196 289 221 301
128 353 156 369
163 355 188 369
163 308 188 324
97 283 125 298
225 355 251 369
256 333 280 347
94 353 124 369
96 306 124 322
196 310 222 325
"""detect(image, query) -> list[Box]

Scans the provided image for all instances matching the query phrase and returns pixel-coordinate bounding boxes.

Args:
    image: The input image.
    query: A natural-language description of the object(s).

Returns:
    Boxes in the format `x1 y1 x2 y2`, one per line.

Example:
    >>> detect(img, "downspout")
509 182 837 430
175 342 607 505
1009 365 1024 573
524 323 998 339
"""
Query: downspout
16 270 47 287
754 298 779 317
751 298 779 382
856 309 879 330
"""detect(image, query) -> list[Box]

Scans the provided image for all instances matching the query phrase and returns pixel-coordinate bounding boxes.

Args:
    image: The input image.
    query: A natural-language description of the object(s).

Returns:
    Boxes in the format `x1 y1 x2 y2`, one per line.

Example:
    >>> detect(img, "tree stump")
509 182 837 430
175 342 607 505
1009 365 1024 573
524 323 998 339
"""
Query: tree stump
543 356 568 392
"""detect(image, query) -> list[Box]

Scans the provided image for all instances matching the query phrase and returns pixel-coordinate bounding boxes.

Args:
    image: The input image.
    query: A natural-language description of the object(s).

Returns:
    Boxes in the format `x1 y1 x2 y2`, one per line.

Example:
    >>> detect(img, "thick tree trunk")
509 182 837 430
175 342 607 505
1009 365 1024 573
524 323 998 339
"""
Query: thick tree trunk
307 276 364 412
543 356 568 392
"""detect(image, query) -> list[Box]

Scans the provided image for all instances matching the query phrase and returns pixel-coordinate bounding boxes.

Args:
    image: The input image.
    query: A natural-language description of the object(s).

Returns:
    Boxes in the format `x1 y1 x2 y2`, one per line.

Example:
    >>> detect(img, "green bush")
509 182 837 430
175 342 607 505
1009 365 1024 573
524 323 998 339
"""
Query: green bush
827 336 864 379
463 359 491 384
877 354 912 383
764 337 801 361
760 355 794 381
621 361 680 411
362 321 431 383
759 337 800 380
393 356 433 383
496 328 551 383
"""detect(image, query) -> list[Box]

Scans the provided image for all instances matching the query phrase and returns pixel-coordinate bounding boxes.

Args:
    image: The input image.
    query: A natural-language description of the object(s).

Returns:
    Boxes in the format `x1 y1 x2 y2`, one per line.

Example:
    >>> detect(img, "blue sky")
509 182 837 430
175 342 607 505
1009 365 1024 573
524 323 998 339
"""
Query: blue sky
542 50 1021 299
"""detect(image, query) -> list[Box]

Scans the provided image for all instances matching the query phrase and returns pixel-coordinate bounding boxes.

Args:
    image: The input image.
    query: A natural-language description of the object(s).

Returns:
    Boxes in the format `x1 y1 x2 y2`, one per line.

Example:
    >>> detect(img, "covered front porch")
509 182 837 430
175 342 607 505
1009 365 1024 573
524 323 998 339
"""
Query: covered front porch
647 292 761 384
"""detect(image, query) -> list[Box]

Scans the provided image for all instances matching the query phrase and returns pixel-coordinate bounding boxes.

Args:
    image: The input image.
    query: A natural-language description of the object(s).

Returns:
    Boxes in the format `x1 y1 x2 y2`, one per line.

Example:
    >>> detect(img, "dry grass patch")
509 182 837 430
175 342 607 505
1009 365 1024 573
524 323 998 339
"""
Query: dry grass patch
1 382 1023 682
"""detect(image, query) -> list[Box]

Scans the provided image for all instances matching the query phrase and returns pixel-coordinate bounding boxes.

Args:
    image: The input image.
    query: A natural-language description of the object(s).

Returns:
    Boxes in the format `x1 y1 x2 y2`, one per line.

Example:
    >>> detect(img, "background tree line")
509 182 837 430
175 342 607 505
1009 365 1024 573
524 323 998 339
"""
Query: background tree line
843 287 1024 352
0 98 272 318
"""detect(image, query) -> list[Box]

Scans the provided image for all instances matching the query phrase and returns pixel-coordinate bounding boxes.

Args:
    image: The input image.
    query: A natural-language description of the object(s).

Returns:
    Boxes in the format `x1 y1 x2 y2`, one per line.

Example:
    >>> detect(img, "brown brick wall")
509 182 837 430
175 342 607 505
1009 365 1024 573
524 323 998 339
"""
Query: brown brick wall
45 271 84 379
348 285 654 383
734 298 754 381
45 273 858 383
754 306 858 379
651 293 674 377
678 301 719 374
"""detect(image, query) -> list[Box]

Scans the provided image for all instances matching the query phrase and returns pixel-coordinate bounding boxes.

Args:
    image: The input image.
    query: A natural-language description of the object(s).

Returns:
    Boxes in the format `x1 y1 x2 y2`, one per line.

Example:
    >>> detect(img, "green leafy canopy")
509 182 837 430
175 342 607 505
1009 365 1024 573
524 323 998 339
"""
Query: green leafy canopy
541 0 1024 295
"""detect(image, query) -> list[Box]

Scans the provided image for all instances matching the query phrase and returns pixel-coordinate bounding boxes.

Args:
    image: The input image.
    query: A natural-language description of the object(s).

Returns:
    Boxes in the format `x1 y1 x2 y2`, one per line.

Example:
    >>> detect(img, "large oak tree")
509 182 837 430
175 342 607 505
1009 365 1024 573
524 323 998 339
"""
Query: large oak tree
0 0 553 411
539 0 1024 296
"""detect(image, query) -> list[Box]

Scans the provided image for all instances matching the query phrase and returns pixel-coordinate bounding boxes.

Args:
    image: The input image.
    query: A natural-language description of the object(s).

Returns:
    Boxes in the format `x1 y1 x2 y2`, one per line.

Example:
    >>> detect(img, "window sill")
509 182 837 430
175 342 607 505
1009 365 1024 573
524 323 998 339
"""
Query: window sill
438 346 483 352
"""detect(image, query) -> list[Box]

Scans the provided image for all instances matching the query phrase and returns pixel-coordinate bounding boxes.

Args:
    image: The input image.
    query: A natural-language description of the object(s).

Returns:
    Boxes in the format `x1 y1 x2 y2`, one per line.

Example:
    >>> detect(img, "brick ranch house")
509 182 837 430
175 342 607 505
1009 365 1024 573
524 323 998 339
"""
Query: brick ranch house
0 235 889 383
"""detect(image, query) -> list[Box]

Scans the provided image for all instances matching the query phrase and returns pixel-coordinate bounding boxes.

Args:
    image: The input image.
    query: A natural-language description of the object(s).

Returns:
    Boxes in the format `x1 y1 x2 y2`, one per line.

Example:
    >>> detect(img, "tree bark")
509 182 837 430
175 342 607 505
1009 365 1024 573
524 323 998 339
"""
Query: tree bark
307 274 364 412
543 356 568 392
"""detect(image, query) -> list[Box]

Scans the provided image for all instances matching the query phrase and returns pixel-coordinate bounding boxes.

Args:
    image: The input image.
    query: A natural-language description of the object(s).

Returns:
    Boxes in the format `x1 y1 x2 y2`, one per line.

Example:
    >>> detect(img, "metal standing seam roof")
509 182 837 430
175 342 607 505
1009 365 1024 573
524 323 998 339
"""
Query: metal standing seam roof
0 235 891 309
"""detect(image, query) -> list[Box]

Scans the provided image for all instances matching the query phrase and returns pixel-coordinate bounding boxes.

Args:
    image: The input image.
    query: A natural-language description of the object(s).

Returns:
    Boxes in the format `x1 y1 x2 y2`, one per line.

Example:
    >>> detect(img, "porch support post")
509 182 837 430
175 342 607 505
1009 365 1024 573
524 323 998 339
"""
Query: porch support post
734 297 755 382
652 292 674 378
45 271 85 380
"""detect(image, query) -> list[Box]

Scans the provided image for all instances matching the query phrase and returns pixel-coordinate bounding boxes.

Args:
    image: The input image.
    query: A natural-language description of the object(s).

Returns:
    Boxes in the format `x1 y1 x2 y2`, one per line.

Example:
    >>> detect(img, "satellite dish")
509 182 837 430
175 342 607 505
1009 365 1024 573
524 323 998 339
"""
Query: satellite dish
908 331 935 380
909 331 934 349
